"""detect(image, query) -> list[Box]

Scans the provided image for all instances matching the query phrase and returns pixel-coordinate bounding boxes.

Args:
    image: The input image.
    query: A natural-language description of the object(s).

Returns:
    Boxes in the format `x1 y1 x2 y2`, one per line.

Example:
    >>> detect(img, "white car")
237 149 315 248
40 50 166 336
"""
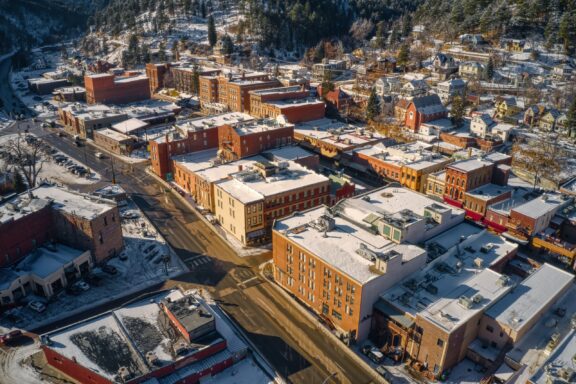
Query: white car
74 281 90 291
27 301 46 313
95 152 105 159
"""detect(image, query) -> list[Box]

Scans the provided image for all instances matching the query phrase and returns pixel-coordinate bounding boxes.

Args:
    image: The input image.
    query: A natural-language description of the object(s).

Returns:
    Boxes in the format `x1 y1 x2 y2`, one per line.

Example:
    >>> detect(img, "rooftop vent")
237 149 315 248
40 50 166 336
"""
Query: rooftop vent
146 351 159 366
117 367 132 382
458 296 473 309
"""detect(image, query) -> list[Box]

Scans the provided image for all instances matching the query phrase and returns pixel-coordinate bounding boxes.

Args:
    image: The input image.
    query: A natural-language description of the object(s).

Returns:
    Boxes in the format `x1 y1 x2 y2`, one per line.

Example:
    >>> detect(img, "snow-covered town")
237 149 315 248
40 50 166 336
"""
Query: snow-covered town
1 1 576 384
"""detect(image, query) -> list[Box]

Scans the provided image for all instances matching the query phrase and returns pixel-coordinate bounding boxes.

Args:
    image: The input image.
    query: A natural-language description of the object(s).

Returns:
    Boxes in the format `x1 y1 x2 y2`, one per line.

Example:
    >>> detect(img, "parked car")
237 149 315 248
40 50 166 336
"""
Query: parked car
27 301 46 313
102 264 118 275
74 281 90 291
85 274 103 287
368 348 385 364
66 285 81 296
95 152 105 159
376 365 394 381
0 330 23 345
361 344 372 355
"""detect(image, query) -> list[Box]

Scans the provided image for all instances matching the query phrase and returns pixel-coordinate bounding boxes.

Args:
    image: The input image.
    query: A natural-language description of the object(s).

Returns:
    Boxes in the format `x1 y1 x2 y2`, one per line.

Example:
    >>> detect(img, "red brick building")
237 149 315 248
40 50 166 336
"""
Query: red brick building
405 94 448 132
317 86 352 112
145 63 171 94
85 73 151 105
218 120 294 161
249 86 325 123
443 158 496 206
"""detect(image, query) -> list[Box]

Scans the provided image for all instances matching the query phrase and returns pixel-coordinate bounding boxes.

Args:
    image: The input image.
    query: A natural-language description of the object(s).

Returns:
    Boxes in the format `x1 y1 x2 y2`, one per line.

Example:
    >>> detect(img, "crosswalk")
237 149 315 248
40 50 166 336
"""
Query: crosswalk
185 254 212 267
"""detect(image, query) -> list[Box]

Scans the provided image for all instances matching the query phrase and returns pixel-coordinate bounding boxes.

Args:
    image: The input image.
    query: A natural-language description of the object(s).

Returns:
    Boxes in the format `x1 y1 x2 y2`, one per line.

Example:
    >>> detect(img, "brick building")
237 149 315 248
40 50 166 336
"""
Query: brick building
404 94 448 132
443 158 497 206
217 119 294 161
214 160 331 245
58 104 128 139
149 113 254 179
462 184 512 221
198 71 280 112
249 86 325 123
145 63 171 94
272 187 465 341
40 289 249 384
373 229 518 379
93 128 136 156
84 72 151 105
0 184 122 268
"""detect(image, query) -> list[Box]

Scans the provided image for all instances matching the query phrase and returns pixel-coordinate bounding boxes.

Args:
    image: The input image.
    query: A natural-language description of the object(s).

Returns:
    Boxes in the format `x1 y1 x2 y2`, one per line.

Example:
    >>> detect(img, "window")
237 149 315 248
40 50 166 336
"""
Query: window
486 325 494 333
437 338 444 347
332 309 342 321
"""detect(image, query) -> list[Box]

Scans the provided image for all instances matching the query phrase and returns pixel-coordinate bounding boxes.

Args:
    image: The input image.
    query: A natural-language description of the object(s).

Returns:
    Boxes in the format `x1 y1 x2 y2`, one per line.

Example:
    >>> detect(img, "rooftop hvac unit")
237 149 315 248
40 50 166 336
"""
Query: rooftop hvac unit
175 342 188 356
497 275 511 287
472 294 483 304
480 244 494 253
117 367 131 382
458 296 473 309
146 351 159 366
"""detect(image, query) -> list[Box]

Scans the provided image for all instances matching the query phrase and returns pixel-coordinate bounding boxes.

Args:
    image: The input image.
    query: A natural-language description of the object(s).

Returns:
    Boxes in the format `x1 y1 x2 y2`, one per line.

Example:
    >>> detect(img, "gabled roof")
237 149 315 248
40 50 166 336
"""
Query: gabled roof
411 94 445 111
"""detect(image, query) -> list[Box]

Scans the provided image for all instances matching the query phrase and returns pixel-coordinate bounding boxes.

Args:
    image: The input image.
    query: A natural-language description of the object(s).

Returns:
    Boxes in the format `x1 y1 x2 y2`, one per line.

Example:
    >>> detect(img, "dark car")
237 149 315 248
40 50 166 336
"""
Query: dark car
102 264 118 275
85 274 103 287
376 365 394 382
0 330 23 345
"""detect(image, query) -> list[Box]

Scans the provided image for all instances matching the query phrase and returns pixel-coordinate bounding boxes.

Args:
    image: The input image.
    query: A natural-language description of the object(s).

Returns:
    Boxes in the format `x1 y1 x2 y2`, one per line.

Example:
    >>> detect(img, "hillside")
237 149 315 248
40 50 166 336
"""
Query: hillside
0 0 108 55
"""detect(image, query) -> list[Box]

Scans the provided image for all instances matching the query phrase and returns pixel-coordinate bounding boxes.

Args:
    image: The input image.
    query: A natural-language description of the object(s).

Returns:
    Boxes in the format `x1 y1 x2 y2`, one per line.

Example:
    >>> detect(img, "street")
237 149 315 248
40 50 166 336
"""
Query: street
1 121 381 384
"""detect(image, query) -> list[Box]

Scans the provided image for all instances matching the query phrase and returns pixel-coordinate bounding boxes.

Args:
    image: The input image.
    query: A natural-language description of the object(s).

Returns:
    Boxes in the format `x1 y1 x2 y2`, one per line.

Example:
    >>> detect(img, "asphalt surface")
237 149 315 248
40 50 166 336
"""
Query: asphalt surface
1 121 381 384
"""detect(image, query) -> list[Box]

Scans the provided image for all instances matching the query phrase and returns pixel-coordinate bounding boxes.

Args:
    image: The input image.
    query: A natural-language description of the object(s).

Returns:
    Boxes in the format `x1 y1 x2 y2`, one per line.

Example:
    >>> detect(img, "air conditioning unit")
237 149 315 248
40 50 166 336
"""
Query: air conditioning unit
458 296 473 309
146 351 159 366
117 367 132 382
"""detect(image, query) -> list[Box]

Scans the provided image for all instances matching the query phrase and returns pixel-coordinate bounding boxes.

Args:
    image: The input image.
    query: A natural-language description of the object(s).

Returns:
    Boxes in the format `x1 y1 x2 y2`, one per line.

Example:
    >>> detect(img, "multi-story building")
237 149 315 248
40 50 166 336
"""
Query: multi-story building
214 160 330 245
272 186 465 341
84 72 151 105
217 119 294 161
355 142 453 192
311 59 347 81
249 86 325 123
462 183 512 220
373 228 518 379
436 78 466 104
145 63 171 94
443 157 503 206
426 170 447 199
404 94 448 132
458 62 485 80
294 118 386 159
199 71 280 112
58 104 128 139
149 112 254 179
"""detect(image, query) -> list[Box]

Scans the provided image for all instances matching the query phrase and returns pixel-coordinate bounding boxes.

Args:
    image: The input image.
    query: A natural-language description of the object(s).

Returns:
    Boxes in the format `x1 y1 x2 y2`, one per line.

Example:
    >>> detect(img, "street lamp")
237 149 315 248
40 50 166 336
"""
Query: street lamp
321 372 338 384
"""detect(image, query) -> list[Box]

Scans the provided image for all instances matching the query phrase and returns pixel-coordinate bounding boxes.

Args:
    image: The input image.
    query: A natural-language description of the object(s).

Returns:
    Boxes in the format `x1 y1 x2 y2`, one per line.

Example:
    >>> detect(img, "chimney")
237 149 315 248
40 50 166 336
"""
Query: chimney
467 147 472 159
238 164 243 172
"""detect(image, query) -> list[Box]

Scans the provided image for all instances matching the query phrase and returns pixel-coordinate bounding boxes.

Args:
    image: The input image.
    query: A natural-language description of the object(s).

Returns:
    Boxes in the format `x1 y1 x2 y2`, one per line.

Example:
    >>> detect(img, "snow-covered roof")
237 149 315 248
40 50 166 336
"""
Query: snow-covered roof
174 112 254 133
486 263 573 332
381 230 518 333
95 128 133 142
512 193 572 220
448 158 494 173
111 118 149 134
466 183 512 201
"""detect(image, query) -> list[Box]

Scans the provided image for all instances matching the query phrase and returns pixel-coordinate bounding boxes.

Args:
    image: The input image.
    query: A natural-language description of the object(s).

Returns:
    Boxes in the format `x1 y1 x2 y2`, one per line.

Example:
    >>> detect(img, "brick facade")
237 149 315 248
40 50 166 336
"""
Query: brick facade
218 123 294 161
85 73 151 105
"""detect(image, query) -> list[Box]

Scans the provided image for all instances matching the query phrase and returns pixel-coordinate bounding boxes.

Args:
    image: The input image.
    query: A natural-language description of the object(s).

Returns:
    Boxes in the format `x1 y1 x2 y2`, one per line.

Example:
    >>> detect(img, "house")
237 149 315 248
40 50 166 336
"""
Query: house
436 78 467 104
394 98 410 122
312 59 347 81
470 113 496 138
404 94 448 132
523 105 546 126
432 53 458 80
460 34 486 47
552 63 573 80
377 56 397 72
375 77 401 96
494 97 524 119
500 38 526 52
401 79 429 97
538 109 563 131
458 62 485 80
317 86 352 112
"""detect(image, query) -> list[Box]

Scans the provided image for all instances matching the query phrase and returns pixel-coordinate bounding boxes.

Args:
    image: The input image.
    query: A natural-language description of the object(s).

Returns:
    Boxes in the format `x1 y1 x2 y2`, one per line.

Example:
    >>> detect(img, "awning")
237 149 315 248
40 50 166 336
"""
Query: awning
374 299 414 329
247 229 267 239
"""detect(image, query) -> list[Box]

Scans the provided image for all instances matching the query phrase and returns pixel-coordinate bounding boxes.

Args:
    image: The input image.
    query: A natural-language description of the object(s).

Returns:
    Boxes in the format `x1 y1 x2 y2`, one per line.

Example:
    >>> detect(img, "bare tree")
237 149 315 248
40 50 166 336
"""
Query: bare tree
512 135 564 189
350 19 374 44
2 134 46 191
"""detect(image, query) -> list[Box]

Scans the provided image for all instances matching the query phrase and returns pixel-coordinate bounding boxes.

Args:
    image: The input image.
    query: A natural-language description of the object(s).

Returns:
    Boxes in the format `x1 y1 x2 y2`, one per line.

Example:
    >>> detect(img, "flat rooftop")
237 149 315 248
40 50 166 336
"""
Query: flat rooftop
267 98 325 108
512 193 572 220
231 119 294 136
42 290 247 382
487 188 535 216
111 118 149 134
0 192 51 224
263 146 316 162
0 244 88 290
485 263 573 332
95 128 133 142
251 85 302 96
174 112 254 133
274 206 426 284
466 183 512 201
528 329 576 384
381 230 518 333
448 158 495 173
32 184 117 220
216 161 328 204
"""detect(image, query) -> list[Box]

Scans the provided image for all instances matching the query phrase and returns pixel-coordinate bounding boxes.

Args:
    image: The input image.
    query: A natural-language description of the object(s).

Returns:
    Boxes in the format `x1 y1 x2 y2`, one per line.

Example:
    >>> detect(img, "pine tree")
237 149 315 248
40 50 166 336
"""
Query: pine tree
172 40 180 61
192 64 200 95
401 14 412 37
13 171 26 193
207 15 217 47
451 94 467 128
375 22 386 49
566 98 576 138
366 87 381 121
486 56 495 80
397 44 410 70
314 41 325 62
158 41 167 62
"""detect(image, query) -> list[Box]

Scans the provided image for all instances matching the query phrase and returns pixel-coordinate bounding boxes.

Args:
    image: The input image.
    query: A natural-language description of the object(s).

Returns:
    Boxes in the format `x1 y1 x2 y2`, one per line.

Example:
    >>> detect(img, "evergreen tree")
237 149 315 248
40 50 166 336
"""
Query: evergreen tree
158 41 167 62
566 98 576 138
389 27 399 48
375 22 386 49
401 14 412 37
207 15 217 47
397 44 410 70
141 45 151 63
486 56 495 80
451 94 467 128
366 87 381 121
314 41 325 62
220 34 234 55
13 171 26 193
321 71 334 98
172 40 180 61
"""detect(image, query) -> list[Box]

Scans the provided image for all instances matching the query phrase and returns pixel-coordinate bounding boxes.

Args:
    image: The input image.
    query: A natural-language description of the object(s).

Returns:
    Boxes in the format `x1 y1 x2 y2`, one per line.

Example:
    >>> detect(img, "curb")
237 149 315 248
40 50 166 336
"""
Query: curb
258 261 389 384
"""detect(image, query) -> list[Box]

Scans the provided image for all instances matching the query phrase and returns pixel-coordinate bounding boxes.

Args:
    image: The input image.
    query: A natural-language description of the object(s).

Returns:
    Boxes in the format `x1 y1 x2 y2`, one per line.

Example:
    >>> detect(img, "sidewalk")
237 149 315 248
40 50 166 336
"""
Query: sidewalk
146 167 270 258
257 261 389 384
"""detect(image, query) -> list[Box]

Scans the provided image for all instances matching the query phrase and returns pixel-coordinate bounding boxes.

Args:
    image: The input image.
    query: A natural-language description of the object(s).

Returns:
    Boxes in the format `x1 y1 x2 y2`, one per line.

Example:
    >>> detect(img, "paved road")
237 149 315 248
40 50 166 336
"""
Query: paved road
3 121 380 384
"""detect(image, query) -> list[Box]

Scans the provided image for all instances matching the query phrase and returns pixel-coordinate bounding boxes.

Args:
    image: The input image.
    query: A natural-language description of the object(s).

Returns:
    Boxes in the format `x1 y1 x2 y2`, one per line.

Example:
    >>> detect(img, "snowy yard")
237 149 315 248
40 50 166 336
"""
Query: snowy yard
0 196 187 334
